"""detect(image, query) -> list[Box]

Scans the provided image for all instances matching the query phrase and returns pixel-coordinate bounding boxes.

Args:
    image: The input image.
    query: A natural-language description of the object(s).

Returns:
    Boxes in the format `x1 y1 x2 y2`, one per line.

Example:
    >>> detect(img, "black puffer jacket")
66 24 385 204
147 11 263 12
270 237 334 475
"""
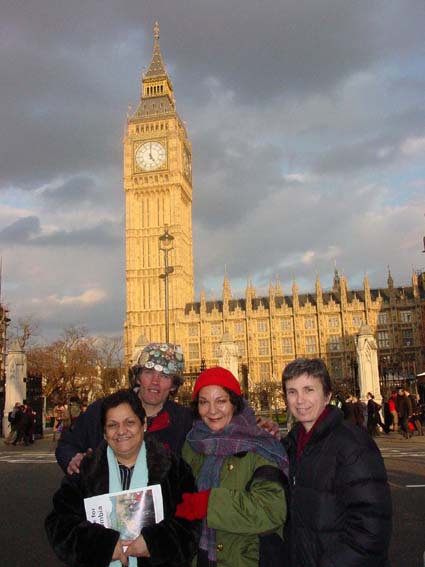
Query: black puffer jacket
282 406 392 567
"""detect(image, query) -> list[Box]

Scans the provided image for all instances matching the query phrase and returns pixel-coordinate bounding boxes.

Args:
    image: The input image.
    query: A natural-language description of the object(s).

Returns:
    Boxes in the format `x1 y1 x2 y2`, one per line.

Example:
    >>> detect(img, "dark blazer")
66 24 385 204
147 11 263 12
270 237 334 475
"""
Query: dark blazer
46 436 200 567
282 406 391 567
56 396 193 472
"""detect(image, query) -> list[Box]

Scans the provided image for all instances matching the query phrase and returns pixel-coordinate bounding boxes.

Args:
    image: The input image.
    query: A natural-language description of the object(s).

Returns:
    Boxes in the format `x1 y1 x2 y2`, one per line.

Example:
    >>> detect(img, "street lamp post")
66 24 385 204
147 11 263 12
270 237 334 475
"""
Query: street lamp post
159 227 174 343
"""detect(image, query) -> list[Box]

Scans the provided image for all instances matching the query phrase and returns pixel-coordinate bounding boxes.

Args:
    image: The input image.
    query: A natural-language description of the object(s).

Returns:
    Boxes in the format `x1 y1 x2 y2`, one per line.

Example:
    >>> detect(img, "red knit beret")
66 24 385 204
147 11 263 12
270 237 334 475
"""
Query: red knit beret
192 367 242 400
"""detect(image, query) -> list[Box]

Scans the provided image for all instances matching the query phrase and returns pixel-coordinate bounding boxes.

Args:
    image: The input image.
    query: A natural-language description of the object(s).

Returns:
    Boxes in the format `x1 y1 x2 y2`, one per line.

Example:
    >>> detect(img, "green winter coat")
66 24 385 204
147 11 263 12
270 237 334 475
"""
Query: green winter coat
182 442 287 567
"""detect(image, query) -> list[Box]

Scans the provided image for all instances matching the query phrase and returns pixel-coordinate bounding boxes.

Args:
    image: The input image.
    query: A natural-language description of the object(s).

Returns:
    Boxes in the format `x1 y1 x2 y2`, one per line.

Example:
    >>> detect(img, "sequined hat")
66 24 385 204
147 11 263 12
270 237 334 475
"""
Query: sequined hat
136 343 185 377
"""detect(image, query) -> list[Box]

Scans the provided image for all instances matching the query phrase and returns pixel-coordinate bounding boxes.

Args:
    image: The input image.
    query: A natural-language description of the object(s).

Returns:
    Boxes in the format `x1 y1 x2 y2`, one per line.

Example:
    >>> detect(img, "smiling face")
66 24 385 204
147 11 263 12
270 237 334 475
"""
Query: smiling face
197 385 235 432
285 373 331 432
104 403 144 466
137 368 174 416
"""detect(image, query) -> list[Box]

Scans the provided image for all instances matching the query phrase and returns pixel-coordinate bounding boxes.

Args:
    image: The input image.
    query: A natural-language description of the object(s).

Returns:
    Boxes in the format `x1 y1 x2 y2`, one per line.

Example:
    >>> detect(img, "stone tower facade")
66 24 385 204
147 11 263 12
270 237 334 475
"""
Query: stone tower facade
124 23 194 362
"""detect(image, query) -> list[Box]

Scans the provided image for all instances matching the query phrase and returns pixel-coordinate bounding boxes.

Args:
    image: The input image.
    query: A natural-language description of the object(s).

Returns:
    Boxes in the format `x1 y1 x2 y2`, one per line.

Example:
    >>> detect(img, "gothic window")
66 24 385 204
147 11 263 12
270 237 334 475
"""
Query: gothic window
188 324 198 337
377 331 390 348
328 316 339 329
330 359 343 379
258 339 269 356
305 336 317 353
378 312 388 325
257 320 268 333
329 335 341 351
402 329 413 347
282 337 293 354
352 314 363 328
234 321 245 334
280 318 292 331
400 311 412 323
304 317 315 330
188 343 199 359
212 342 220 357
236 340 246 357
211 323 222 336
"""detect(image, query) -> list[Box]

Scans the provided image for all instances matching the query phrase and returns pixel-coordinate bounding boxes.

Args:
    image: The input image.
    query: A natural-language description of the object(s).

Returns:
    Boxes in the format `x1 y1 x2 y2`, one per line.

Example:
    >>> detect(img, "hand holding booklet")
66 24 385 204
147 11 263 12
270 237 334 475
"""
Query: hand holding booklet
84 484 163 540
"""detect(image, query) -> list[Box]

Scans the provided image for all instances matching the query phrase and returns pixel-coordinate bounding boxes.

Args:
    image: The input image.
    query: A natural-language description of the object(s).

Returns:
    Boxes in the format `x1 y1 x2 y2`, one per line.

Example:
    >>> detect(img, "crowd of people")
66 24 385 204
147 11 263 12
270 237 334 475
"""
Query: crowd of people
4 401 37 446
43 343 394 567
339 387 424 438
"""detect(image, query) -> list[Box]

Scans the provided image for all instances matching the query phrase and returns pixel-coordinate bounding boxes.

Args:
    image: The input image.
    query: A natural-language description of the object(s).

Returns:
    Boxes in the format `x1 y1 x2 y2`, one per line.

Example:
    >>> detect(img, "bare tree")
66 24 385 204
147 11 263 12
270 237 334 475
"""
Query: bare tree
9 315 40 349
95 336 125 395
28 326 99 403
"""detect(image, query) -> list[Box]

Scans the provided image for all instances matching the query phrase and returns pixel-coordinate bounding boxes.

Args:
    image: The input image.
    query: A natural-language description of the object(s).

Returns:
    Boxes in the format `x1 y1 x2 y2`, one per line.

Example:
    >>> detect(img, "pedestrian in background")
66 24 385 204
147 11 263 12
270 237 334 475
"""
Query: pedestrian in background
52 404 64 442
398 387 413 439
407 391 423 436
366 392 388 436
13 404 32 446
4 402 21 445
388 390 398 431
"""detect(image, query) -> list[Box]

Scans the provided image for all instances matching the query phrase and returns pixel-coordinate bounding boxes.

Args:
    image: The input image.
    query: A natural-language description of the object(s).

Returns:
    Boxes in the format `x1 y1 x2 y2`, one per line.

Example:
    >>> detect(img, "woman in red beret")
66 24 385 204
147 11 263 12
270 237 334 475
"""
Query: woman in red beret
175 367 288 567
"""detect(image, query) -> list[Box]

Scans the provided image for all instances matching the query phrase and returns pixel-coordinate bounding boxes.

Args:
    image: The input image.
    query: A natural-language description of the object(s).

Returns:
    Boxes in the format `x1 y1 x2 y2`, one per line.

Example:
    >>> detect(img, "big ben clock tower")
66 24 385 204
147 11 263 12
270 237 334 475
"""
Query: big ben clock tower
124 23 194 362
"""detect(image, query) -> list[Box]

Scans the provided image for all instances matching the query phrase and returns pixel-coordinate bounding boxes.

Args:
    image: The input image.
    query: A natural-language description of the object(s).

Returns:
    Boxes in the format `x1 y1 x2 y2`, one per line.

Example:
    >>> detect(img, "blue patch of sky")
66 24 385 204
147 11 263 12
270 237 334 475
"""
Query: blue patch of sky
376 165 425 206
0 186 38 212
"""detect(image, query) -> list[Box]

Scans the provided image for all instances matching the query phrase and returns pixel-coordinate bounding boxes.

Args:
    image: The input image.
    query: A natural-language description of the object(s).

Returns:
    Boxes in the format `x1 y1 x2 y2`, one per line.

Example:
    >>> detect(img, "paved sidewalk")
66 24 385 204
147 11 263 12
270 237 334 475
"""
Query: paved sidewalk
0 431 56 454
374 429 425 450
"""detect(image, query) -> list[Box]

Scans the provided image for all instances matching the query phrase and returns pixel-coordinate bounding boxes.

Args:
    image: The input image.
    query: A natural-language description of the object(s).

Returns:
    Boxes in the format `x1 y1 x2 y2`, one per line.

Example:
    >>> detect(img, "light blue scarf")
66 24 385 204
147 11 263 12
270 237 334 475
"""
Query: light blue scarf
107 443 149 567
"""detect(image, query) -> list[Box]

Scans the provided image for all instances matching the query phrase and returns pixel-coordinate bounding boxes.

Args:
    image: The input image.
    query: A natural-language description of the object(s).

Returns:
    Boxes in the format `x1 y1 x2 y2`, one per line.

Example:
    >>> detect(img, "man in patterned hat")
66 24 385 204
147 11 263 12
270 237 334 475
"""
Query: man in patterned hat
56 343 193 475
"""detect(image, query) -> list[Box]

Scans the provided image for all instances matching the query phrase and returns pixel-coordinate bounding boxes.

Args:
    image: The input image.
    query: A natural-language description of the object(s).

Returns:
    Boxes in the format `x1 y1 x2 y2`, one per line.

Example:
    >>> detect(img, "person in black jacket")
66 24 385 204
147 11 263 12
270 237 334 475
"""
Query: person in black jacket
281 358 392 567
56 343 193 474
46 389 199 567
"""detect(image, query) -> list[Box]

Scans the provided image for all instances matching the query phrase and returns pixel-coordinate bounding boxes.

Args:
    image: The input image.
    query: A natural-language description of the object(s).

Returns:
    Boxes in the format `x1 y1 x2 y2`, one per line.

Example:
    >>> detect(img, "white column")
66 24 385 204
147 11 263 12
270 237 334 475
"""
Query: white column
2 341 27 437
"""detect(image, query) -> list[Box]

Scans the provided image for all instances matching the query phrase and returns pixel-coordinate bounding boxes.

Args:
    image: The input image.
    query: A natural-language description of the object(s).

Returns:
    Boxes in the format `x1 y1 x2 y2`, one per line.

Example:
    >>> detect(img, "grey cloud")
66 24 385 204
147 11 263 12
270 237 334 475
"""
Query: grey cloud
32 220 123 248
193 134 284 227
39 175 98 205
195 181 421 298
0 217 122 248
2 1 424 189
313 139 398 176
0 216 41 243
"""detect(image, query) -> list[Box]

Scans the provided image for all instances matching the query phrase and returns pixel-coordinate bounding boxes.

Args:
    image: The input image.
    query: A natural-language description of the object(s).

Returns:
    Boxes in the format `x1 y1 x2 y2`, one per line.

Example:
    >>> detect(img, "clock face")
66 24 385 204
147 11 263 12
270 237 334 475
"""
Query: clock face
183 149 191 178
135 141 166 171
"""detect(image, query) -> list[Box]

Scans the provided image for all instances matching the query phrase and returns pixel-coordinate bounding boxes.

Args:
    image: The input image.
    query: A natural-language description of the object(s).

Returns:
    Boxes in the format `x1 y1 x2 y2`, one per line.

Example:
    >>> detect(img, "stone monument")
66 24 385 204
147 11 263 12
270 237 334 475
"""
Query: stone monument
356 323 382 404
217 332 239 381
131 333 149 366
2 340 27 437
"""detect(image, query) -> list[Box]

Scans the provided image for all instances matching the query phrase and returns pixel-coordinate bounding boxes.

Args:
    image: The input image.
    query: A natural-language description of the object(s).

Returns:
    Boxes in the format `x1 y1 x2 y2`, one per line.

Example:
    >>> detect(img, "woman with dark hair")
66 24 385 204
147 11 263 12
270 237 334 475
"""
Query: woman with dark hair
46 389 199 567
281 358 392 567
175 367 288 567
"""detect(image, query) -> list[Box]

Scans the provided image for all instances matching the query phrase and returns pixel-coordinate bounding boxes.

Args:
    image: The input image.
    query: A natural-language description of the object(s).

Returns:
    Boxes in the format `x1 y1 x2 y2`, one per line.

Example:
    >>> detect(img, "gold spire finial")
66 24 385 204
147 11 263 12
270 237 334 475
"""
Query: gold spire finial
154 21 160 41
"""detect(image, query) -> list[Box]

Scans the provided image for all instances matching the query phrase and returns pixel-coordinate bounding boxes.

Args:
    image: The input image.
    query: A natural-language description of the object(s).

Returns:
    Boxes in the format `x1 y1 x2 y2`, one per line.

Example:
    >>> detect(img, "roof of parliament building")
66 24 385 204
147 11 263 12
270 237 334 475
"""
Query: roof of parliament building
184 269 425 316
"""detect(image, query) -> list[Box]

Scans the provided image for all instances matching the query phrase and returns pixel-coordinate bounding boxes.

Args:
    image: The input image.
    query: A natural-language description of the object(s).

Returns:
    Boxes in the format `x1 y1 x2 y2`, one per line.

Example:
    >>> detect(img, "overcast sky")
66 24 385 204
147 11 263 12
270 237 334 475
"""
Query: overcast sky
1 0 424 341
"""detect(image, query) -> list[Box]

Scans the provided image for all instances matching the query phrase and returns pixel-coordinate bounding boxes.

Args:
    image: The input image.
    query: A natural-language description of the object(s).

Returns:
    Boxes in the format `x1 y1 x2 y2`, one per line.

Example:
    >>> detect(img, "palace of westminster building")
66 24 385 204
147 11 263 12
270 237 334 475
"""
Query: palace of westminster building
123 24 425 391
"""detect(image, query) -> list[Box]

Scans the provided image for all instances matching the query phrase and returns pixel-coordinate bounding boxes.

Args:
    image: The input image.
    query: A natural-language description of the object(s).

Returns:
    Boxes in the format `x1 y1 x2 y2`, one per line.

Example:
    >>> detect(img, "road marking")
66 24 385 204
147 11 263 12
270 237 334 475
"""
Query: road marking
405 484 425 488
381 450 425 457
0 453 56 464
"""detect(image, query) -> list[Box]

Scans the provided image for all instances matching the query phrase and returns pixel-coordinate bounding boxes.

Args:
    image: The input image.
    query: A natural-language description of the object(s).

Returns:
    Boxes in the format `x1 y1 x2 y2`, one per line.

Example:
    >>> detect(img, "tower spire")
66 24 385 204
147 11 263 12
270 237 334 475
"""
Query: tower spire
144 21 168 80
